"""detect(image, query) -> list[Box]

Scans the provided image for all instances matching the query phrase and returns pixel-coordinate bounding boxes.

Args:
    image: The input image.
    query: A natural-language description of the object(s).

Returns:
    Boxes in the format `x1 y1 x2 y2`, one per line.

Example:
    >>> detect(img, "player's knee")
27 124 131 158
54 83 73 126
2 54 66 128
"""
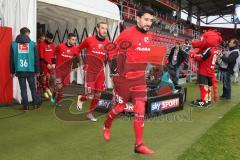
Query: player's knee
114 103 126 113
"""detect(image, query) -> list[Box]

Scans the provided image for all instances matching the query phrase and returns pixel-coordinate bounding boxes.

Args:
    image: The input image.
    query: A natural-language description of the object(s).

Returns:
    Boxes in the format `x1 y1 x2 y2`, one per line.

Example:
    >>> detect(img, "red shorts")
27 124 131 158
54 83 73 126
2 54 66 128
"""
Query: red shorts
85 69 105 92
41 64 52 74
112 73 147 103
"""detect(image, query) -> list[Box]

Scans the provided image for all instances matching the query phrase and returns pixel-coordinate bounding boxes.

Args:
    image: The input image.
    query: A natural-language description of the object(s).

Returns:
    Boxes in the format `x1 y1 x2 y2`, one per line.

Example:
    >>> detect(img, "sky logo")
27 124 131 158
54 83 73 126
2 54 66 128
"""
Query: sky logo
151 101 162 112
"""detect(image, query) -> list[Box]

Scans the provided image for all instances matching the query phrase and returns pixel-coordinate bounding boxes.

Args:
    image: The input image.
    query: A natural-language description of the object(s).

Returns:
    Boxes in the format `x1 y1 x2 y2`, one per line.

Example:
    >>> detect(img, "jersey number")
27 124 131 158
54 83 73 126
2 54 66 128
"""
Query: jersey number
20 59 28 68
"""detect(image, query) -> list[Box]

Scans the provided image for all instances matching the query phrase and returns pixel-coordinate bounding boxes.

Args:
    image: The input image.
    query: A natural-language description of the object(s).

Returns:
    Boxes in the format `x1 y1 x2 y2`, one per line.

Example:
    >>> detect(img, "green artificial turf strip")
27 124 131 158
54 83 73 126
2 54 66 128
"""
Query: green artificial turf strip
178 102 240 160
0 82 240 160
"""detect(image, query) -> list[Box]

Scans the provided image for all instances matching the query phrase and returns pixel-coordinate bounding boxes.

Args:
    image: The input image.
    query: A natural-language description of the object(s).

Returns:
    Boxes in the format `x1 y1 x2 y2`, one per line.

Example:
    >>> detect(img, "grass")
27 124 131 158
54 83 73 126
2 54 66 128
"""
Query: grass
178 102 240 160
0 82 240 160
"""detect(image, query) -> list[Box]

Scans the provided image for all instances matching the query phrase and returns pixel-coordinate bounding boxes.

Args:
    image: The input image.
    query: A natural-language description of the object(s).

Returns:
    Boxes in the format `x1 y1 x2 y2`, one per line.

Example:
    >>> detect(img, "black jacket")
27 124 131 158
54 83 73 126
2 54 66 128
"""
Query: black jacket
10 35 40 77
221 47 239 74
168 47 188 67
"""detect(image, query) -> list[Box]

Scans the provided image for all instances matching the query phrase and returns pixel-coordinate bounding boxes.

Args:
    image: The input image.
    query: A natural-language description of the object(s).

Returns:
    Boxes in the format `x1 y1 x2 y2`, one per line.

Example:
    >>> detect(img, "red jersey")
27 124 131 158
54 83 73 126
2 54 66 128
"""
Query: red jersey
78 36 110 91
194 47 217 77
112 26 153 103
113 26 153 77
55 43 79 67
38 41 55 65
78 36 110 66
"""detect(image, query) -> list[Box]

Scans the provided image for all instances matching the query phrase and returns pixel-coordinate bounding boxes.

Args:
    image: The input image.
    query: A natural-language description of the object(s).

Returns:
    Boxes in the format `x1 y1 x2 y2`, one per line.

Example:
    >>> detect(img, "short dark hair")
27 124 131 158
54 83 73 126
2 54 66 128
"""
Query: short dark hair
20 27 30 35
46 32 54 39
176 41 181 45
230 38 239 46
97 22 108 28
137 6 155 17
68 33 76 39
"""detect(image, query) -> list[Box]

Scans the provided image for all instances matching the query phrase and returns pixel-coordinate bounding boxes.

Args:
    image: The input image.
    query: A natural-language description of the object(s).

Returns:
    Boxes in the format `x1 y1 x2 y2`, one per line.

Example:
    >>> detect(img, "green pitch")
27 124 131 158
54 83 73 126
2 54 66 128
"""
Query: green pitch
0 82 240 160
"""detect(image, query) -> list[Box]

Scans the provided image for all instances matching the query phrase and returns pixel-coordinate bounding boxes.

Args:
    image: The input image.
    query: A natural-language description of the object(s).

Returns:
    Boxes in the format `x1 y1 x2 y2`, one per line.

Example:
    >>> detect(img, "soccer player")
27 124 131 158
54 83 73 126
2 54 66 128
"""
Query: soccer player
77 22 110 122
38 32 55 99
52 33 80 107
103 7 156 154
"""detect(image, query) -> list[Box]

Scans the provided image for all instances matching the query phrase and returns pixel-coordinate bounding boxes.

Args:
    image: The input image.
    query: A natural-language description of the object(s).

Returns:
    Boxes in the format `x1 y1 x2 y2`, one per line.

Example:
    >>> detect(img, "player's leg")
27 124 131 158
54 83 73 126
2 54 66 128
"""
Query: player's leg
103 102 125 141
41 74 49 98
53 79 63 107
44 73 53 99
76 95 88 110
86 71 105 121
134 100 154 154
86 91 101 122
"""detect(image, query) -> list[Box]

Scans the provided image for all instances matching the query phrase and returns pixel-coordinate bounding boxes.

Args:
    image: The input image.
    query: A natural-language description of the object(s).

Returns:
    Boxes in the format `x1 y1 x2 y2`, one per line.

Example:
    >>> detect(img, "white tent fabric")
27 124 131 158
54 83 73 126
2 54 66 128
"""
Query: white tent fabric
0 0 36 103
0 0 119 103
0 0 37 40
37 0 119 88
38 0 120 21
37 0 120 42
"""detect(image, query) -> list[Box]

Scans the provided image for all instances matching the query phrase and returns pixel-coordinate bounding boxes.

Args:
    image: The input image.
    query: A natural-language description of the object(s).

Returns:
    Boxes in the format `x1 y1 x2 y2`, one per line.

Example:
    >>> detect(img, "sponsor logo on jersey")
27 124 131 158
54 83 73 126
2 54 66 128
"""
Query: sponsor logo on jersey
135 47 151 52
92 50 106 55
45 49 53 52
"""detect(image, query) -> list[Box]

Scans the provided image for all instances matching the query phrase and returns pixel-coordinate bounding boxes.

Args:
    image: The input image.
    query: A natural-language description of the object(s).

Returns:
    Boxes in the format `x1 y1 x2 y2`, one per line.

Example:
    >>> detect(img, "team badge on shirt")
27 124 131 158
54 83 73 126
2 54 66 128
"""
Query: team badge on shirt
98 44 103 49
144 37 149 44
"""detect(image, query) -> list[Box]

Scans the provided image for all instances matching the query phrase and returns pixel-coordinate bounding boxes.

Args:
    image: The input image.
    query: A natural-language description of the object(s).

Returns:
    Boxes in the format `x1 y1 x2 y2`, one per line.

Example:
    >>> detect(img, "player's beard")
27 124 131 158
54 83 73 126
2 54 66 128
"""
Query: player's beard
98 32 107 39
67 40 74 47
143 25 151 32
46 39 52 44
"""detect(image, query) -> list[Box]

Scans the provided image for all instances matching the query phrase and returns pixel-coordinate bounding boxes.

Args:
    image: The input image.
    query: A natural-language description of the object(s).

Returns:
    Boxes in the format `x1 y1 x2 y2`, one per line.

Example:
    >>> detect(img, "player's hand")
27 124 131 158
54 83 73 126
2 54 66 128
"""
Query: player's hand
189 52 195 58
72 68 78 72
47 64 52 70
52 64 56 69
10 74 15 78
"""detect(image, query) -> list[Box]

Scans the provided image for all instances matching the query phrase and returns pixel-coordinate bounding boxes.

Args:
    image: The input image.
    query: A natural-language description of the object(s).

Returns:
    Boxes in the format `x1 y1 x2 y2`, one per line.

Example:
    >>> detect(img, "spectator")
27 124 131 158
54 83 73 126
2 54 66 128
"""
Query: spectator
182 39 191 70
220 38 239 99
10 27 41 111
233 49 240 83
167 41 187 85
182 39 191 54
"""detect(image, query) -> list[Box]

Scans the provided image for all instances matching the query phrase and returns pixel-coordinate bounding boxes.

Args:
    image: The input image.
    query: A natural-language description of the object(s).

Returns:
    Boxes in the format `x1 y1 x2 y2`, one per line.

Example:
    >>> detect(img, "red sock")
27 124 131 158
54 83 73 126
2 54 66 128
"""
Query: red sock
208 88 211 101
199 86 208 102
134 100 145 145
42 81 47 92
45 75 49 88
42 75 49 92
55 92 63 103
104 103 125 128
80 95 88 101
89 98 99 112
55 88 63 103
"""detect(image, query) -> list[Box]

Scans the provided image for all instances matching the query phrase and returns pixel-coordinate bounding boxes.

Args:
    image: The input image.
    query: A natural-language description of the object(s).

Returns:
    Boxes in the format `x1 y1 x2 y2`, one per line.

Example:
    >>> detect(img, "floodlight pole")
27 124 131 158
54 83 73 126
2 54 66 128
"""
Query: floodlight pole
234 23 237 34
177 0 181 20
187 2 192 24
